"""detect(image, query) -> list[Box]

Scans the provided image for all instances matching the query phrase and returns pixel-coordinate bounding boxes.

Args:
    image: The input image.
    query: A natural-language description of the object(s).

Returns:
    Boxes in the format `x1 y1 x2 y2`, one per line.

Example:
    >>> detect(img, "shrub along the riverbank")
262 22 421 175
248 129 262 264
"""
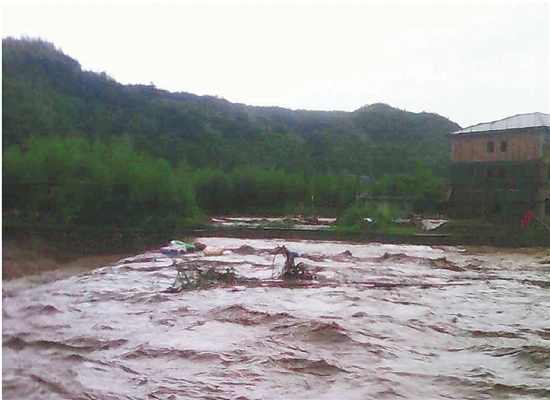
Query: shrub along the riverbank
331 203 549 247
3 136 202 232
191 166 361 216
2 136 366 233
3 137 448 236
4 136 547 251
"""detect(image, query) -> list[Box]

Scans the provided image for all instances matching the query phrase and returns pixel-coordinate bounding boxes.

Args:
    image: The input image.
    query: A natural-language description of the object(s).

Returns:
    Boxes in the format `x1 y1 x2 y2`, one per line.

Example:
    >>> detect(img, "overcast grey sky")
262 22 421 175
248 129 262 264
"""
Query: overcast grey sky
2 2 549 128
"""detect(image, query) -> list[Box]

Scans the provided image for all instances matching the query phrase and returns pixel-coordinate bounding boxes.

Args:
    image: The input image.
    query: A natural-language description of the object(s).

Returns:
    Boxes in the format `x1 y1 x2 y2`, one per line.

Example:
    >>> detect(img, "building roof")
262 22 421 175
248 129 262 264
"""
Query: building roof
450 112 550 135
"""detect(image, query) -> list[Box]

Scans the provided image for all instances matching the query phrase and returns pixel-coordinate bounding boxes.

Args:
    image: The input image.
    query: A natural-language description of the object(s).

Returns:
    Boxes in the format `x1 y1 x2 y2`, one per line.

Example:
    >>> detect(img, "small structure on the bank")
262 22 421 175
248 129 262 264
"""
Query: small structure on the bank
446 112 550 223
355 191 415 217
370 194 415 218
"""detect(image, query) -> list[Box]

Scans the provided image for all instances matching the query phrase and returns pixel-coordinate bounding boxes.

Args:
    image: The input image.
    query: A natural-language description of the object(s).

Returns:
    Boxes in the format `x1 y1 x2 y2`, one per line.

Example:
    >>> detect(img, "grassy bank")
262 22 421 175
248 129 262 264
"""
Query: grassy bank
432 219 550 248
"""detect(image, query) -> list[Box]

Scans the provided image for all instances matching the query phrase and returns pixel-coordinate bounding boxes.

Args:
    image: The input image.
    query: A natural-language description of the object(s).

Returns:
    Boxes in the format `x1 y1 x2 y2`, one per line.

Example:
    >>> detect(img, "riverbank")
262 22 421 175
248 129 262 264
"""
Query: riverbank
196 221 550 248
2 240 132 281
3 222 548 280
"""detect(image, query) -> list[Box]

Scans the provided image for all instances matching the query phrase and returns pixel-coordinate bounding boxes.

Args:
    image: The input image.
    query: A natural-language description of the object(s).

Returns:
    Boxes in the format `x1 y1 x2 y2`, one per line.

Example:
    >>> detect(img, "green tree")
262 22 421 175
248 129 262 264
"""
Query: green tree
3 136 201 231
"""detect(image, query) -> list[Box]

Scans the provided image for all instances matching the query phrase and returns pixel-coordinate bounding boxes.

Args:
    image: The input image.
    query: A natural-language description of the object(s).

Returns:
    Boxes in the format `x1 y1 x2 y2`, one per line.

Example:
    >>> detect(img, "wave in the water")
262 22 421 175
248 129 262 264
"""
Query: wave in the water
3 238 549 400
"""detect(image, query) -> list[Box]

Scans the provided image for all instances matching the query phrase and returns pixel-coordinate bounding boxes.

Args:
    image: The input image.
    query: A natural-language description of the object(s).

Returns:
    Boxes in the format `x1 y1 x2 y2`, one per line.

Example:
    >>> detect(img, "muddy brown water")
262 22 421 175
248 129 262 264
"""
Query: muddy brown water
3 237 550 399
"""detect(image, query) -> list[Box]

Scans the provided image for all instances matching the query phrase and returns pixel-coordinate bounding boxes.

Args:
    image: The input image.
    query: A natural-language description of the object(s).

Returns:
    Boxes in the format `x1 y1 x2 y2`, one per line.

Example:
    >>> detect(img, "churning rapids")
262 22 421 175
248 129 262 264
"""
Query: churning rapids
3 238 550 400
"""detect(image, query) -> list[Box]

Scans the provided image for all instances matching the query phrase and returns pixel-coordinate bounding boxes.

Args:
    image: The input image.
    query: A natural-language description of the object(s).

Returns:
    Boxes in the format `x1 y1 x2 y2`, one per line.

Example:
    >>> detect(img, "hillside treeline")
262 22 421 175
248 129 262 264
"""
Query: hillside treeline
2 37 458 232
2 37 459 177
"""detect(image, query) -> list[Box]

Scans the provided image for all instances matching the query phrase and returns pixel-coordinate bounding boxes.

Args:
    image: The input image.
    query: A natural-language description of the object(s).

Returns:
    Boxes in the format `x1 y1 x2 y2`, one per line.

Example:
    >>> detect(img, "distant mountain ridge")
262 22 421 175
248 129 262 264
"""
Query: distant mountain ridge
2 37 460 177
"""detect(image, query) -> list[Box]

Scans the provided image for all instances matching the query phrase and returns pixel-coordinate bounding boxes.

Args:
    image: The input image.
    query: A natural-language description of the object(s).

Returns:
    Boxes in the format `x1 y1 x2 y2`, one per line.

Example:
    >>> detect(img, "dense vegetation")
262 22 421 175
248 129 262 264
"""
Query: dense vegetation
2 37 461 232
2 135 363 227
192 167 361 216
3 136 200 231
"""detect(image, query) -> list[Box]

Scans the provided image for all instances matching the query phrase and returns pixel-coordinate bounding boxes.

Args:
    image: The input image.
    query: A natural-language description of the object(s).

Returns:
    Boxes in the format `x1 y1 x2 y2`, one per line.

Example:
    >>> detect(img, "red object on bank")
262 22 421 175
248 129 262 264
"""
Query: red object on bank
522 210 535 227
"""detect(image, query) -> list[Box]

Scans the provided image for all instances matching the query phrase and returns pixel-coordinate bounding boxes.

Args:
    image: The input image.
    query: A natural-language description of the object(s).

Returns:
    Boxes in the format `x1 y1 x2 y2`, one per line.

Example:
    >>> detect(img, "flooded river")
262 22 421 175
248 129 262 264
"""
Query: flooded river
3 238 550 399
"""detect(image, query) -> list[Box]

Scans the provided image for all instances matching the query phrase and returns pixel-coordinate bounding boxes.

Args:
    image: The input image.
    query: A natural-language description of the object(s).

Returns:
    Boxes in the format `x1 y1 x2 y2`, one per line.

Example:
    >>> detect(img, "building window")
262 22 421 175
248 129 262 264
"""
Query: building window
487 168 493 182
487 141 495 153
470 166 478 183
500 141 508 152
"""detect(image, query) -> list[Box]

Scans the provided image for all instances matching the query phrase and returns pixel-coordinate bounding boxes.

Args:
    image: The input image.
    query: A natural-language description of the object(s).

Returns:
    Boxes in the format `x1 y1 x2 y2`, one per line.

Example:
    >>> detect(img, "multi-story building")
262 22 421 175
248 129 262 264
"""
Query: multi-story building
446 112 550 223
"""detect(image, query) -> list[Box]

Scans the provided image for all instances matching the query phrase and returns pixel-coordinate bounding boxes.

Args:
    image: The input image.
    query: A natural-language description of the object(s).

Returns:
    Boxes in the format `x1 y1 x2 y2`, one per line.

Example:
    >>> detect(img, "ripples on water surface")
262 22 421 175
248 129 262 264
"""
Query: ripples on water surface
3 238 550 399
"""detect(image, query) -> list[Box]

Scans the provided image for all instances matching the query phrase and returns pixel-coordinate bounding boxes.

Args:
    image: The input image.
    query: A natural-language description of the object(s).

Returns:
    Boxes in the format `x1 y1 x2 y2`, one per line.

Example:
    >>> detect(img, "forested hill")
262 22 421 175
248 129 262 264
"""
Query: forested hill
2 37 461 177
